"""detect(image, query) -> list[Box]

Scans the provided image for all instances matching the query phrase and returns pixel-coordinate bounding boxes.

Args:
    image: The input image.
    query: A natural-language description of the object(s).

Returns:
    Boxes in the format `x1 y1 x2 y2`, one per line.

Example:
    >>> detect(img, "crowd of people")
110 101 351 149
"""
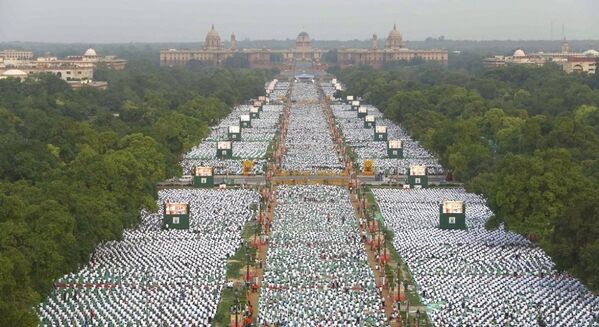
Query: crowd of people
36 80 286 326
35 76 599 327
372 188 599 326
37 188 259 326
281 82 344 173
181 80 287 175
330 99 443 176
269 81 290 103
320 81 337 99
258 185 387 326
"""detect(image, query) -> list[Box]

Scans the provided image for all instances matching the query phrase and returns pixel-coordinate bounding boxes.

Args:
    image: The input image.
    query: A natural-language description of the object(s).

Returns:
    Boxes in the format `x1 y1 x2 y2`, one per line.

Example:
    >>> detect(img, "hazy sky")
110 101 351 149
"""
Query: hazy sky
1 0 598 43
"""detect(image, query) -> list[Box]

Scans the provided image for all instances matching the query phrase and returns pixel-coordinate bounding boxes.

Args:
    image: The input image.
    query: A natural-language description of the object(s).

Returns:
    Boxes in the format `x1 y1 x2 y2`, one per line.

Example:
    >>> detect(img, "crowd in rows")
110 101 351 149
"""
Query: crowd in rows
37 188 259 326
372 188 599 326
181 81 287 175
320 80 338 99
330 100 443 175
281 82 344 173
258 185 387 326
268 81 290 103
36 77 599 326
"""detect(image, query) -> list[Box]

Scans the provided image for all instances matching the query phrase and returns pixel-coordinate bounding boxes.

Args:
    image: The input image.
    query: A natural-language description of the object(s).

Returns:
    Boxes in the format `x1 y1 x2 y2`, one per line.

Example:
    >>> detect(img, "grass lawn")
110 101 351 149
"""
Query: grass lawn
213 220 259 326
366 187 431 324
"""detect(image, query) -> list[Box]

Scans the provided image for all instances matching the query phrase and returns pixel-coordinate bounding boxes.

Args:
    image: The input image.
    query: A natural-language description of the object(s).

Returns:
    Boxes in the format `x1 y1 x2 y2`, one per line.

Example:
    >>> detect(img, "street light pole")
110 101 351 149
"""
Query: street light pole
398 302 401 325
236 288 240 327
397 263 401 301
383 237 388 261
406 304 409 327
405 293 409 326
245 243 250 283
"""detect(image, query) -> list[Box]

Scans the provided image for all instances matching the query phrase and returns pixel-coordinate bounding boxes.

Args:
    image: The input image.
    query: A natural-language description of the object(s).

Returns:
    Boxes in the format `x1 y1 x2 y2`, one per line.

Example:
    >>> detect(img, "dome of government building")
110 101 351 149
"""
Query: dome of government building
205 25 222 49
206 25 219 38
386 24 403 49
583 49 599 57
84 48 97 57
2 69 27 77
513 49 526 57
296 32 311 48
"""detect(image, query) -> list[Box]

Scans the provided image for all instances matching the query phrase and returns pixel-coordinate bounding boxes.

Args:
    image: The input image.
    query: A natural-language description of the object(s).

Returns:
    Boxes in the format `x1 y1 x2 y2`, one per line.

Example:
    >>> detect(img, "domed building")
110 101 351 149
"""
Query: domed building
0 47 125 88
484 41 597 74
53 48 126 69
160 24 448 69
338 24 448 69
296 32 311 49
83 48 98 60
161 27 327 69
204 25 223 50
385 24 403 49
288 31 326 62
1 69 28 80
583 49 599 57
513 49 526 57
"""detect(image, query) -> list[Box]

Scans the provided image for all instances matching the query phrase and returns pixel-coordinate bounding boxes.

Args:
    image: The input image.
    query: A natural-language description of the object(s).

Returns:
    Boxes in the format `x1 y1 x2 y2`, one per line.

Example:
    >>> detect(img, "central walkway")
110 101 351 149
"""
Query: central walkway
279 82 344 175
258 185 386 325
252 79 393 326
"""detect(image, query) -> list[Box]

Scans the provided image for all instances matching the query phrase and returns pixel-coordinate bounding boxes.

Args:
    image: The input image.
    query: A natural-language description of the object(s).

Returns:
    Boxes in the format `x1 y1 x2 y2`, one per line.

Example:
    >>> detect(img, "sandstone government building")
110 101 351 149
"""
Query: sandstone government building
160 25 448 69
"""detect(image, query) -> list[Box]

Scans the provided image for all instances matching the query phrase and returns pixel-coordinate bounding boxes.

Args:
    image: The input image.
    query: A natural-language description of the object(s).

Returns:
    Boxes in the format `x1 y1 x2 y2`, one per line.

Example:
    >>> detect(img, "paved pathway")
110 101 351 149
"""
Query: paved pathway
230 79 419 326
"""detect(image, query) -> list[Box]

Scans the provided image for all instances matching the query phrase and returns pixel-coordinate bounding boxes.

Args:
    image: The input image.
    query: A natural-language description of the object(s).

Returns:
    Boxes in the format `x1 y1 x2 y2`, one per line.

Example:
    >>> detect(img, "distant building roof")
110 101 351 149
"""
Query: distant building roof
2 69 27 77
513 49 526 57
583 49 599 57
296 73 314 79
84 48 97 57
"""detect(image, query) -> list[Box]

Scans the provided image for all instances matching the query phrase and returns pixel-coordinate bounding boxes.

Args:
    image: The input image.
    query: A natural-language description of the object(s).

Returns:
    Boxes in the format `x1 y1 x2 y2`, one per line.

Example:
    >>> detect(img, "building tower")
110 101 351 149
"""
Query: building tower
561 39 571 54
204 25 222 50
83 48 97 61
296 32 311 49
561 24 571 54
231 33 237 50
385 24 403 49
372 34 379 50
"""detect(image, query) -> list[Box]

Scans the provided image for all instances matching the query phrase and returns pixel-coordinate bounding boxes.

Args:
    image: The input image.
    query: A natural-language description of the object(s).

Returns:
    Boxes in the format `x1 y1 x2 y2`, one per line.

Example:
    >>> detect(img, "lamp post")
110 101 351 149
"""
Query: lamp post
144 271 148 325
403 281 409 327
232 288 240 327
398 301 401 325
382 237 388 262
405 301 409 327
396 263 401 301
258 201 262 223
245 242 250 283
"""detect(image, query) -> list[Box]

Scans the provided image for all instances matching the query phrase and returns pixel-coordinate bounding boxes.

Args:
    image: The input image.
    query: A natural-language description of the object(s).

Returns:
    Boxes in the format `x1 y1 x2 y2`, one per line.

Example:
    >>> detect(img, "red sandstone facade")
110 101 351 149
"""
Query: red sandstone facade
160 25 448 69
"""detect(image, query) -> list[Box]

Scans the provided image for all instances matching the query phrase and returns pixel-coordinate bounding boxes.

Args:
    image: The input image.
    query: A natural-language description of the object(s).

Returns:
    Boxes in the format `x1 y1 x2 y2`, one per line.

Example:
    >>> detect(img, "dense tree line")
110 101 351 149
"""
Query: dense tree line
335 63 599 292
0 61 274 325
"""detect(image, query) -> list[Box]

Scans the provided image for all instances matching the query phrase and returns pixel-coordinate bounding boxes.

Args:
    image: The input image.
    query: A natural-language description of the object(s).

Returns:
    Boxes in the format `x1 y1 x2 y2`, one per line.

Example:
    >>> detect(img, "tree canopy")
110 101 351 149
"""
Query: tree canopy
335 62 599 292
0 62 274 325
